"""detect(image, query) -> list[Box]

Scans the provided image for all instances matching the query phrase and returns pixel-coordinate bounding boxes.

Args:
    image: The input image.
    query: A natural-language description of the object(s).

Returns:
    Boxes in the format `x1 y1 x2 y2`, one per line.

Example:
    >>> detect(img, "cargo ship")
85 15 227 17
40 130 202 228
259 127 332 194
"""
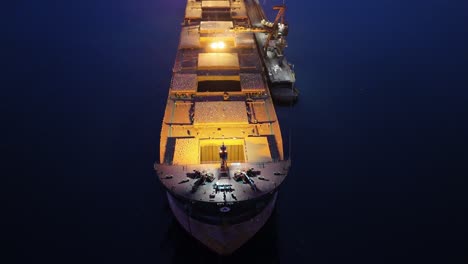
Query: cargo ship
154 0 296 255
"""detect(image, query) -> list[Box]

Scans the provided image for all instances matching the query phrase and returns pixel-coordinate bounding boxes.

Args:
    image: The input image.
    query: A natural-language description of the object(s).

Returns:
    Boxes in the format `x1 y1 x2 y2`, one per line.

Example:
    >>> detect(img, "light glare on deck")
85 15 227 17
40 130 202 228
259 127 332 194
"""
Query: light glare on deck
210 41 226 49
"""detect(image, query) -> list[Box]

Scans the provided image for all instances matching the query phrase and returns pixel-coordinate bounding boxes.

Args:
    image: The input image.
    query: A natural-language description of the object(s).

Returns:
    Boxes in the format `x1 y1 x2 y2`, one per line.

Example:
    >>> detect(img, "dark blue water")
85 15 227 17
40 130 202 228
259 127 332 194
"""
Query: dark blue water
5 0 468 263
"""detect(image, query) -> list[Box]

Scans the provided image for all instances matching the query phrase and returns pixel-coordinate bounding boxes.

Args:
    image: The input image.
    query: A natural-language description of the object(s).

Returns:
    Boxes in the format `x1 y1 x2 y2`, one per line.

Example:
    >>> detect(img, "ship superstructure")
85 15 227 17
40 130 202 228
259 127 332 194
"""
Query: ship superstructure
154 0 294 255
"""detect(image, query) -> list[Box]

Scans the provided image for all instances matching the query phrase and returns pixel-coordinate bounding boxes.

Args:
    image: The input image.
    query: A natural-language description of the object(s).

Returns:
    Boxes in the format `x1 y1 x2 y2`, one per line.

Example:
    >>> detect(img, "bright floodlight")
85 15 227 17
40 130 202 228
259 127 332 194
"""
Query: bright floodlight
210 41 225 49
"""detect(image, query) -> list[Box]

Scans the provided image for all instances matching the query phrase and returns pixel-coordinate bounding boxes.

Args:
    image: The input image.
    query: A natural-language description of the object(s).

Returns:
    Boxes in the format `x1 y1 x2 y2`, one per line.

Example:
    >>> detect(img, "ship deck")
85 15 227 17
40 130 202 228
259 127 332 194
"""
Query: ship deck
156 0 291 204
156 161 288 203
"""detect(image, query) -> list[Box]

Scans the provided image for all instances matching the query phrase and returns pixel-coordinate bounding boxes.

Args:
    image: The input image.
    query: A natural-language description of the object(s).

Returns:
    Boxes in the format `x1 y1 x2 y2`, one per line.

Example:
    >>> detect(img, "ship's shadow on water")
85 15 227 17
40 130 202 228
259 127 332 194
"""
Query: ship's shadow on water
160 207 280 264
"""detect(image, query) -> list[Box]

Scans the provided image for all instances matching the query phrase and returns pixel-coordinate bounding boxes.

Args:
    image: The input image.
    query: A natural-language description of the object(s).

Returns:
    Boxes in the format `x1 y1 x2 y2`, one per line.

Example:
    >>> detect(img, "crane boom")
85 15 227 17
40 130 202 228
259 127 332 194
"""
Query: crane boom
263 4 287 53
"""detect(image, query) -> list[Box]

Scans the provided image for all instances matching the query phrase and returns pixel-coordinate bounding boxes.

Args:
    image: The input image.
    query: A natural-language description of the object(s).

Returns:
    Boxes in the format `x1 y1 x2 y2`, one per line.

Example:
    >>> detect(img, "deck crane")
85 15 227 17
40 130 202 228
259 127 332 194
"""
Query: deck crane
262 4 288 55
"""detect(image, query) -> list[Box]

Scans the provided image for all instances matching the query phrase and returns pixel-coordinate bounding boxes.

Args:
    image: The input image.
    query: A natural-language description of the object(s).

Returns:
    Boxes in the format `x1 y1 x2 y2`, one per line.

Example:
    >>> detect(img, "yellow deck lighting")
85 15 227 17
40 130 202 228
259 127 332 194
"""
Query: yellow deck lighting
210 41 226 49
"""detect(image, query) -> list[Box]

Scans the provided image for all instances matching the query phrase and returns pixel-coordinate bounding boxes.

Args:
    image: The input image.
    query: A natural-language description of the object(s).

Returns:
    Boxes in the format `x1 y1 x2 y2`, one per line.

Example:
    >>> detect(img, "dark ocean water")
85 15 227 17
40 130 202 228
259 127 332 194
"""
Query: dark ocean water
5 0 468 263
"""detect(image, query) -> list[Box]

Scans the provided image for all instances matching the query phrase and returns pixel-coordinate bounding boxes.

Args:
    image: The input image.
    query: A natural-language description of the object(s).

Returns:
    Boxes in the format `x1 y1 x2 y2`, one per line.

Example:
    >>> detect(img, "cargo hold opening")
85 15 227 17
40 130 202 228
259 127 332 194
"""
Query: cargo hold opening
200 141 245 163
197 80 241 92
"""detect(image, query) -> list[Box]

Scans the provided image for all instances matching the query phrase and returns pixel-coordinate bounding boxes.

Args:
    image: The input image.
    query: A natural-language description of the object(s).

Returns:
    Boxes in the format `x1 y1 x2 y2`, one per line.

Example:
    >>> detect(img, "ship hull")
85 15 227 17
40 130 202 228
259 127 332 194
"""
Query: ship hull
167 191 278 255
156 0 294 256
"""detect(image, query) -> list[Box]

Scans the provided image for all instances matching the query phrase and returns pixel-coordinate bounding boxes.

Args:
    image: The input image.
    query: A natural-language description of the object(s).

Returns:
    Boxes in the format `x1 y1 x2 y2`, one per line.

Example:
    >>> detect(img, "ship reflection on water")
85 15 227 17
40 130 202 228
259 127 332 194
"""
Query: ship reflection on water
160 206 280 263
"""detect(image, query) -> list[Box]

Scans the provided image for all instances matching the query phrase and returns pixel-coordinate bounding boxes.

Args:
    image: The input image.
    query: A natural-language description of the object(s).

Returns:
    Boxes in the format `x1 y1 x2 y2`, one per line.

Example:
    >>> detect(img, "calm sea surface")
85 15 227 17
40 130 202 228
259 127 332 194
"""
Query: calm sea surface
6 0 468 263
